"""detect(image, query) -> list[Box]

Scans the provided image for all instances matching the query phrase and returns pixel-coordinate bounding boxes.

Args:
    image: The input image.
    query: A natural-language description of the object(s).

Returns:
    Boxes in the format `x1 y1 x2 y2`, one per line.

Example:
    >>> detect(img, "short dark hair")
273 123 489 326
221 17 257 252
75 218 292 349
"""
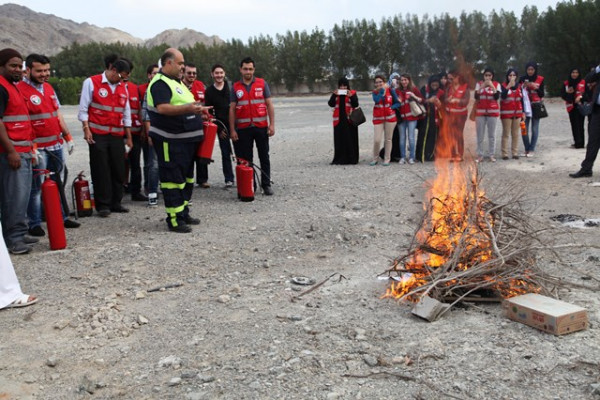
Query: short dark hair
112 59 131 74
185 63 196 69
240 57 254 68
25 54 50 68
146 64 158 75
120 57 134 71
160 50 175 67
374 74 386 82
211 63 225 72
104 53 120 69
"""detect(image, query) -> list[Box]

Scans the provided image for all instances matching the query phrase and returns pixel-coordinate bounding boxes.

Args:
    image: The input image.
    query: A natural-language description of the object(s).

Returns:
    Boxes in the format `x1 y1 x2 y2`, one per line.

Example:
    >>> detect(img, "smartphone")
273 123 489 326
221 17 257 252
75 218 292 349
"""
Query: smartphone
338 89 348 95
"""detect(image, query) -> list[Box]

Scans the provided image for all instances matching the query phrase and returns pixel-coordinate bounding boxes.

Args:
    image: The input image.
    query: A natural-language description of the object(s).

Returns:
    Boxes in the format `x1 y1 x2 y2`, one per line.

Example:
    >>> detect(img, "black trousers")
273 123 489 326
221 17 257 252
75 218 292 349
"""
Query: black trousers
88 134 125 211
568 109 586 148
234 126 271 187
581 106 600 173
153 137 197 228
128 134 144 195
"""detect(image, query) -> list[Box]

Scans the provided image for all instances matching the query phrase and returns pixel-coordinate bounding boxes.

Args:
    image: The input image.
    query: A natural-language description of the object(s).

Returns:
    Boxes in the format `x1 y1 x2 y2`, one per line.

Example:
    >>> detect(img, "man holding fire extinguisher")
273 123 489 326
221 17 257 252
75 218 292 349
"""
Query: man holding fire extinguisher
146 48 211 233
19 53 81 237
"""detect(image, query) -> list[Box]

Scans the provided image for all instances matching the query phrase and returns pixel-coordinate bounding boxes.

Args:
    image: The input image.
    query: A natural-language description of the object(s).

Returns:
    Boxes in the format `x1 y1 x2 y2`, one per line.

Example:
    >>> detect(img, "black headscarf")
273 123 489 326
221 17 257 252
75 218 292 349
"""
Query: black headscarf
520 61 538 83
426 75 441 97
338 77 350 90
567 67 583 88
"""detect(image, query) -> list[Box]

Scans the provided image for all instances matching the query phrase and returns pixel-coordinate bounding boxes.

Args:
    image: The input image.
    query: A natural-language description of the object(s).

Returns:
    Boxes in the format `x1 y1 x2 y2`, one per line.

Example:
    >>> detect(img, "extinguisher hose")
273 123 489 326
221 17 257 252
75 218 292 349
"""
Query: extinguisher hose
235 157 272 193
44 149 71 218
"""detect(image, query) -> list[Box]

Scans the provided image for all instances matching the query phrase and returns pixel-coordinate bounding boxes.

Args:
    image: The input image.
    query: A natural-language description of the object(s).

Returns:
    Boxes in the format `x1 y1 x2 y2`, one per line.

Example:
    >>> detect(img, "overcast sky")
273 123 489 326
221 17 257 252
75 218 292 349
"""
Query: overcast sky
6 0 562 41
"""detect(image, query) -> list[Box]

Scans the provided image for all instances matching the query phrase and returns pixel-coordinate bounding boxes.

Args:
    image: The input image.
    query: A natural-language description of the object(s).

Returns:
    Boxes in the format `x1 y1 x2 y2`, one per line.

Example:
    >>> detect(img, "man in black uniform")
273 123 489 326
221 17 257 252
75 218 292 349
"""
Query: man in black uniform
147 48 211 233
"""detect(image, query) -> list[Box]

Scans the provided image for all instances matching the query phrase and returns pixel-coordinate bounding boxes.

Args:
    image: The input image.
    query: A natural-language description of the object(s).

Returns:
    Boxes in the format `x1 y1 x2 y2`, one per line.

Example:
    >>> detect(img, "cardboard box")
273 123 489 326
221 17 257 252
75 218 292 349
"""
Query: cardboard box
503 293 588 335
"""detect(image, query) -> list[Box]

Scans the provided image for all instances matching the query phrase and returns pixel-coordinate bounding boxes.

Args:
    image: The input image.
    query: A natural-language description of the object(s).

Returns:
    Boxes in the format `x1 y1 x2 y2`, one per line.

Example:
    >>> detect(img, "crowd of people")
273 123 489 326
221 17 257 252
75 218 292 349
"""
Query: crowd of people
0 47 278 308
329 62 600 174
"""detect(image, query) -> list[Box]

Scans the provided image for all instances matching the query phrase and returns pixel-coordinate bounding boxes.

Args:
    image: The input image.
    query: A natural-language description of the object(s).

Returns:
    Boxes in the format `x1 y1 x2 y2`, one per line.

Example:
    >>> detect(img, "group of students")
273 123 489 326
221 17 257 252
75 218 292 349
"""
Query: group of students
329 62 548 165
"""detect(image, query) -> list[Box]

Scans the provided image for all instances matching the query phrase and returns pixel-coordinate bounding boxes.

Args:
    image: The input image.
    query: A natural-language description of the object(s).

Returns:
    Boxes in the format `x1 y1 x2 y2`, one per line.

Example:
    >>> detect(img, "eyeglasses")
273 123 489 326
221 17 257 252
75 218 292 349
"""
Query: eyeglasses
186 72 197 75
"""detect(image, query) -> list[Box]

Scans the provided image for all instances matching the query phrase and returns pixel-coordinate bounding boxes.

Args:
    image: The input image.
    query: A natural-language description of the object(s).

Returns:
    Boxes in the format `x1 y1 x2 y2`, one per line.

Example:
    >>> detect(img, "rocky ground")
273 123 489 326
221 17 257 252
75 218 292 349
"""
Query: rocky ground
1 96 599 400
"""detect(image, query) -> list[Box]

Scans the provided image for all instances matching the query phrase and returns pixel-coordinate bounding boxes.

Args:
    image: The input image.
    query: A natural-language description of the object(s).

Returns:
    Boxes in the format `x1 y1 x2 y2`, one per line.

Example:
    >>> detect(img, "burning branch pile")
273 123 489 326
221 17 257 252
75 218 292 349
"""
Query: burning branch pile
383 164 557 307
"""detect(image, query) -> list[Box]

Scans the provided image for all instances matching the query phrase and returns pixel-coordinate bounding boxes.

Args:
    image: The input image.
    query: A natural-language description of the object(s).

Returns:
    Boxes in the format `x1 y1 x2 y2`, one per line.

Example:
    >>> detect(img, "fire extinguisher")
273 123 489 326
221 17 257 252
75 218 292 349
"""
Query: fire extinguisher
72 172 93 217
41 170 67 250
196 120 218 163
236 159 255 202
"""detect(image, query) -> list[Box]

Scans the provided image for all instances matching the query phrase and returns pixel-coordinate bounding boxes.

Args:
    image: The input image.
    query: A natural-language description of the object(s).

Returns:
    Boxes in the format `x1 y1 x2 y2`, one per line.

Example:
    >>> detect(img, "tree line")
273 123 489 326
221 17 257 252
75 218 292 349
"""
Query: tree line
49 0 600 104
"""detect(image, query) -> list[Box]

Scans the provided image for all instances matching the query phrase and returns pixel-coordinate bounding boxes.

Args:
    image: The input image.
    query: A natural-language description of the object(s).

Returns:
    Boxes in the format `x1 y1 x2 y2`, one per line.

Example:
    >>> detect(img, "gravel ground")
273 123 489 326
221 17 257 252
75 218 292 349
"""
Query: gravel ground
1 95 599 400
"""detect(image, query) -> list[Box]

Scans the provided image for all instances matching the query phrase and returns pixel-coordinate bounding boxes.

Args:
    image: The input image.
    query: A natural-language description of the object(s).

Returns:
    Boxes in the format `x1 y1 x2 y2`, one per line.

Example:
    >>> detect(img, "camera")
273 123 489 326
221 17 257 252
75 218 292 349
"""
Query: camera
338 89 348 95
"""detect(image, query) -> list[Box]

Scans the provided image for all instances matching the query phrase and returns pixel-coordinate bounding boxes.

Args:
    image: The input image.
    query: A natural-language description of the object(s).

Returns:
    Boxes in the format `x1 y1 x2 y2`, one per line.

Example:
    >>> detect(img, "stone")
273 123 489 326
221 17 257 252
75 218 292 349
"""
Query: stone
363 354 378 367
137 315 149 325
168 377 181 386
218 295 231 303
46 356 58 367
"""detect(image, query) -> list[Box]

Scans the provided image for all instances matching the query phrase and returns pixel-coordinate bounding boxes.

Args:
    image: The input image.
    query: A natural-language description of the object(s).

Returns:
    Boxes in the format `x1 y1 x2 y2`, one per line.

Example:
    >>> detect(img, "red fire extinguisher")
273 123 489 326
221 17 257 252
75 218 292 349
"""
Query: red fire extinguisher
41 170 67 250
236 158 255 202
196 121 218 163
72 172 93 217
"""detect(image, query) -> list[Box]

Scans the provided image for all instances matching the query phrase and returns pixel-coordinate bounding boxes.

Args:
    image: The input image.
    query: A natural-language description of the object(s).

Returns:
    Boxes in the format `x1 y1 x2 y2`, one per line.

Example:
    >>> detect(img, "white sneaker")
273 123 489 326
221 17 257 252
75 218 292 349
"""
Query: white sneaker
148 192 158 207
399 158 406 165
408 158 415 165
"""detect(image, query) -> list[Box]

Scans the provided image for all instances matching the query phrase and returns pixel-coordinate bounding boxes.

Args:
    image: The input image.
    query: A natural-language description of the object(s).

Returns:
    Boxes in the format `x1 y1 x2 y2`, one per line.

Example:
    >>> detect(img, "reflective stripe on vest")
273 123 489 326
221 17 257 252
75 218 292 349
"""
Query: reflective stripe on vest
149 126 203 140
11 139 33 147
28 111 59 121
34 134 61 144
89 122 124 134
2 114 30 122
90 102 125 113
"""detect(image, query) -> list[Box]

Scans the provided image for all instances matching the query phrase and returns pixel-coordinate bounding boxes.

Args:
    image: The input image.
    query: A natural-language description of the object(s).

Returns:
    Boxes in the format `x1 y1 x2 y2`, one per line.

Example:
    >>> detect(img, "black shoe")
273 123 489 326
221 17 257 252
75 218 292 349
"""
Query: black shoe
28 225 45 237
502 156 509 160
98 209 111 218
184 216 201 225
168 223 192 233
110 205 130 213
569 170 592 178
131 193 148 202
64 219 81 228
512 156 519 160
263 186 274 196
23 235 39 244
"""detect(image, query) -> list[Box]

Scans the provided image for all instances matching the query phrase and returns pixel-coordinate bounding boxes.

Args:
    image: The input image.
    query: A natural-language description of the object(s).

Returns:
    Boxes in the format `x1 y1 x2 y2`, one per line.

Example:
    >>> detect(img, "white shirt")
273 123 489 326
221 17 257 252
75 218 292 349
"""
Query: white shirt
77 71 131 127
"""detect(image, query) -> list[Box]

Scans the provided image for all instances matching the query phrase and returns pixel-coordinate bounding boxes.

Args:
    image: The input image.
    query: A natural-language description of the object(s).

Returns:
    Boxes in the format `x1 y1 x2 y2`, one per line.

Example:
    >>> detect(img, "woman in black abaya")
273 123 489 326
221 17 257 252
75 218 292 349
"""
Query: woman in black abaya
328 77 359 164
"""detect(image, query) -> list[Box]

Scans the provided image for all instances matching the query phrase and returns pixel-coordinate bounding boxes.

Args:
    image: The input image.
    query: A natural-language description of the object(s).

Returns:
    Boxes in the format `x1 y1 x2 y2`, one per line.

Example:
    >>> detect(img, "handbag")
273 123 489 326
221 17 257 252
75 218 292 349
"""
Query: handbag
349 107 366 126
531 102 548 119
577 102 593 116
409 99 426 117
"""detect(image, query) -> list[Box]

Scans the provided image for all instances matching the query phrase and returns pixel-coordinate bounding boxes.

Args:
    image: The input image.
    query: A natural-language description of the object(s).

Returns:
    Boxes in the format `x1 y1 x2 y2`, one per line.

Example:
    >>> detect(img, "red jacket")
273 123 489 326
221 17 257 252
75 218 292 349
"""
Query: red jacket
88 74 128 136
523 75 544 103
0 75 33 153
396 87 423 121
233 78 269 129
500 83 524 120
372 87 397 125
124 81 142 135
563 79 586 113
445 83 469 115
475 81 501 117
17 80 62 148
189 80 206 104
332 90 356 126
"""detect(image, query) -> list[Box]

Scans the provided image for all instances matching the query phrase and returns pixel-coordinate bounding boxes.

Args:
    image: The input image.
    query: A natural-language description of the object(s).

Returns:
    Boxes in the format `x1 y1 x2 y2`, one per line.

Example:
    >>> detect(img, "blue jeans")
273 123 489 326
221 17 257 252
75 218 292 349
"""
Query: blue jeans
0 153 32 247
522 117 540 153
399 120 417 160
143 142 159 194
28 147 67 228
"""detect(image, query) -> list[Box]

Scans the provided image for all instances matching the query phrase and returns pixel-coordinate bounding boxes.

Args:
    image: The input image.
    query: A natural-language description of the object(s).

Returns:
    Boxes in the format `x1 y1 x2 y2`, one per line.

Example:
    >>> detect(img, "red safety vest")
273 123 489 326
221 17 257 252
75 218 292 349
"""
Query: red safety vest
500 83 524 120
332 90 356 126
372 87 397 125
18 80 62 148
445 83 469 115
524 75 544 103
475 81 500 117
124 81 142 135
563 79 586 113
0 75 33 153
233 78 269 129
88 74 127 136
189 80 206 104
397 87 423 121
138 82 149 102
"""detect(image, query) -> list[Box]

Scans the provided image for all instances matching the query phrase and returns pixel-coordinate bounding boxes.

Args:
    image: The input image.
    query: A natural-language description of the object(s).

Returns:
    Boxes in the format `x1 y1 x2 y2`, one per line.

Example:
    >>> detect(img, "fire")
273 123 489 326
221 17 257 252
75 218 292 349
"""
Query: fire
384 102 540 303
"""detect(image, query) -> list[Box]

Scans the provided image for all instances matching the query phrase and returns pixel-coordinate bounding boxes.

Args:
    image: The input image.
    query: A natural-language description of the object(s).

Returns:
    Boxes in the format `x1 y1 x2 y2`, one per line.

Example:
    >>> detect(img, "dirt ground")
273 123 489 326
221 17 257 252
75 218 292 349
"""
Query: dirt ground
1 95 599 400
